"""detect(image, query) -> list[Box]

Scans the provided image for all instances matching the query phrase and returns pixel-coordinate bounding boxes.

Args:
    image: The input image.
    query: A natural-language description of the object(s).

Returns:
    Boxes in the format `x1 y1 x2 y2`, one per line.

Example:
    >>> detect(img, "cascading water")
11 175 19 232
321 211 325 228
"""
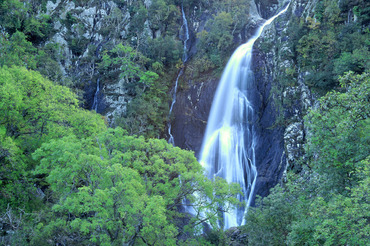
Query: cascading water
168 5 190 145
91 39 107 113
199 3 290 229
181 6 189 63
91 78 100 112
168 69 183 145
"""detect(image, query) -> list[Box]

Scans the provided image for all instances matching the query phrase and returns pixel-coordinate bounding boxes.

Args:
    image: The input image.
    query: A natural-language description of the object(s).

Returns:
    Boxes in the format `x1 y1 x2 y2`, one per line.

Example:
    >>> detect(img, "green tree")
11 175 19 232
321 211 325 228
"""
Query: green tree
295 0 369 92
0 66 107 210
145 36 182 66
0 0 53 43
0 128 32 210
0 66 106 152
197 11 234 69
128 3 148 37
31 127 241 245
148 0 180 36
243 172 312 245
0 0 28 34
0 31 64 82
117 90 168 138
310 164 370 245
0 31 37 69
334 47 370 76
243 72 370 245
99 43 170 138
287 159 370 245
305 72 370 192
100 43 158 92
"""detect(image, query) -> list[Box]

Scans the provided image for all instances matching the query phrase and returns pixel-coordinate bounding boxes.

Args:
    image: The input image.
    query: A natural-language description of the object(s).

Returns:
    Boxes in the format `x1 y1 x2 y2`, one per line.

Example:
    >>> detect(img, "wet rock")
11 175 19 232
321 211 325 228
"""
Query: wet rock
254 0 280 19
225 227 248 246
172 77 218 157
172 0 301 204
250 41 287 202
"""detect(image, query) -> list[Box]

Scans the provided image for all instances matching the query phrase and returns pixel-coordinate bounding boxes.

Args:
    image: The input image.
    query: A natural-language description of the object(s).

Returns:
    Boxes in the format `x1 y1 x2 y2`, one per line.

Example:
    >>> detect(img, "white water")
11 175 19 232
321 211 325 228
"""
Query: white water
91 78 100 112
168 69 184 144
168 5 190 145
199 4 290 229
181 6 190 63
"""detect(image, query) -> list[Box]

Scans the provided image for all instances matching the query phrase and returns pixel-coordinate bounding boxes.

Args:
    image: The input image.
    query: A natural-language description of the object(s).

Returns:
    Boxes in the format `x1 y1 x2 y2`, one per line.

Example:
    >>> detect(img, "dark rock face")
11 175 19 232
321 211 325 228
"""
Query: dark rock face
251 48 286 201
172 50 286 204
172 26 286 206
172 0 314 204
225 227 248 246
171 75 219 157
254 0 280 19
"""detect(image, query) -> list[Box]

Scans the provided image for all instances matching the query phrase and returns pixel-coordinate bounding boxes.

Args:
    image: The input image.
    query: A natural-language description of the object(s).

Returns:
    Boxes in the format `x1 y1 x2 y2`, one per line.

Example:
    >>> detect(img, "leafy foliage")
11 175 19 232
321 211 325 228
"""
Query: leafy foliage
243 72 370 245
0 31 37 69
305 72 370 191
295 0 370 92
197 11 234 69
99 43 157 90
148 0 180 36
0 66 106 151
98 43 169 138
0 31 64 83
144 36 183 66
244 177 309 245
0 65 240 245
195 0 251 73
31 127 241 245
1 0 369 245
0 0 53 43
0 66 107 211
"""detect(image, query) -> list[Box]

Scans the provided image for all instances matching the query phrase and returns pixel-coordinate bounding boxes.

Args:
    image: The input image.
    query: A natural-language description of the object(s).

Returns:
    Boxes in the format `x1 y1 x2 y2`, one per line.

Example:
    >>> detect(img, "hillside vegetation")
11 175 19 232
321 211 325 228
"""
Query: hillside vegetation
0 0 369 245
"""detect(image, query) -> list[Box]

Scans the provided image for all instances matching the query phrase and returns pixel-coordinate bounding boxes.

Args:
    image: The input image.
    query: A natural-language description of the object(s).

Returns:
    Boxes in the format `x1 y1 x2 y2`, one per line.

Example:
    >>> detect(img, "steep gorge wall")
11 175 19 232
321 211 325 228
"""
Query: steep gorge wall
44 0 151 120
32 0 315 200
166 0 369 201
172 0 317 201
37 0 220 126
252 0 315 197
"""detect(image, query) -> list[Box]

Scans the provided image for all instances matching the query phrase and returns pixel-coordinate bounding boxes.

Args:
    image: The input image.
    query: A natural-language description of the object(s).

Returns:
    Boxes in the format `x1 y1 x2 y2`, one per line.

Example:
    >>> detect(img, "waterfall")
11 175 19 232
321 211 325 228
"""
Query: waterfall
181 6 190 63
199 3 290 229
168 5 190 145
168 69 183 144
91 39 107 113
91 78 100 112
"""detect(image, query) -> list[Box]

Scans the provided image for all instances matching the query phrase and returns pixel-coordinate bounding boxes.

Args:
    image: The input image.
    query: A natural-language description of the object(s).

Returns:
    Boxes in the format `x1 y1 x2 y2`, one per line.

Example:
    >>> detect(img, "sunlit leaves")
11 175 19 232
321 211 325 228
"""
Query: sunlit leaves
0 66 106 151
32 127 241 244
0 66 106 211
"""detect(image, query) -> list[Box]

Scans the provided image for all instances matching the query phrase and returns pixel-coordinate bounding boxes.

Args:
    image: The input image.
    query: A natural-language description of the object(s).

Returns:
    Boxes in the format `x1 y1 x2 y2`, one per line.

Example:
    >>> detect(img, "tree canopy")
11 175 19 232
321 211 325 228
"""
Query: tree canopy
0 66 241 245
31 127 241 245
242 72 370 245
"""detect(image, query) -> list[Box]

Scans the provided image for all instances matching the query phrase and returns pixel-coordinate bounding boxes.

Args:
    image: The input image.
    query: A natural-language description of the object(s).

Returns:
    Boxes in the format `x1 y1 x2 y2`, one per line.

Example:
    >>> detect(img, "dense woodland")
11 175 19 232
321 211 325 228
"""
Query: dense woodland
0 0 369 245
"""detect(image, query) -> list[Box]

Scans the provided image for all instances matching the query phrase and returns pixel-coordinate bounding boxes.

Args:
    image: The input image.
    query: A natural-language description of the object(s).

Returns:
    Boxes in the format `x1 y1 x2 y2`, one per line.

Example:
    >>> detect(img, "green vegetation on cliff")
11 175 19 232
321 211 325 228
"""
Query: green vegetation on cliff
238 1 370 244
287 0 369 92
0 0 369 245
0 66 241 245
242 72 369 245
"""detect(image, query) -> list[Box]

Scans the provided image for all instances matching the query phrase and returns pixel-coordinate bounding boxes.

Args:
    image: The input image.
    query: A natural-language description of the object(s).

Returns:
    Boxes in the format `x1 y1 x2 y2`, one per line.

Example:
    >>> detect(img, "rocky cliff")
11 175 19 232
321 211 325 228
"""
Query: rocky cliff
17 0 316 200
45 0 151 120
171 0 316 202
